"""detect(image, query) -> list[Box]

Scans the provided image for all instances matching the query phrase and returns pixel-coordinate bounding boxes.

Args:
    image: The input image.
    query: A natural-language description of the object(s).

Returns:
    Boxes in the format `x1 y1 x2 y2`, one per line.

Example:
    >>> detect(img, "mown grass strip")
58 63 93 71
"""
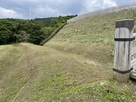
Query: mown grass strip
40 23 67 46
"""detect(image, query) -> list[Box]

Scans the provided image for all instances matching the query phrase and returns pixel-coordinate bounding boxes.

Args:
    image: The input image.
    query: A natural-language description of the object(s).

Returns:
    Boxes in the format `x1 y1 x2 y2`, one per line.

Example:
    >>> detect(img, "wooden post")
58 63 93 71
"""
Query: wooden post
114 19 134 82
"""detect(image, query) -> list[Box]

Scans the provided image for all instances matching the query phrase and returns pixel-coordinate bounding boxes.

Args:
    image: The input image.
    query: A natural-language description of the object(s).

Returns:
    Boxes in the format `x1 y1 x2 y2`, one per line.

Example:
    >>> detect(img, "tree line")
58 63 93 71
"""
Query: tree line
0 15 76 45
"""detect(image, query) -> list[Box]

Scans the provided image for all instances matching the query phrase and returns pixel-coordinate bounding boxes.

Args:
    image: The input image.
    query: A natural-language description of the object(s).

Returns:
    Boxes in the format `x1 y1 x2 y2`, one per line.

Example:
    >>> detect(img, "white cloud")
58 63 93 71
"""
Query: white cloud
29 0 82 18
0 7 23 18
81 0 117 14
31 5 64 18
0 0 118 19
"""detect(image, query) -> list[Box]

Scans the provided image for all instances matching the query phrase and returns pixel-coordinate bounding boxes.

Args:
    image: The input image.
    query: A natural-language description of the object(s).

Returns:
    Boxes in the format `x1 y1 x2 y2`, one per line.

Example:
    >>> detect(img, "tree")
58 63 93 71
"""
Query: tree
0 20 16 44
0 27 12 44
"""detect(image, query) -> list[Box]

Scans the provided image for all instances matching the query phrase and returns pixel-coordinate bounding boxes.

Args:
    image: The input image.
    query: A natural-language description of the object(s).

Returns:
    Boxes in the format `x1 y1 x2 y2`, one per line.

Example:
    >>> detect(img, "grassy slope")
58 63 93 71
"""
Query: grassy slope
0 43 113 102
1 10 136 102
46 10 136 59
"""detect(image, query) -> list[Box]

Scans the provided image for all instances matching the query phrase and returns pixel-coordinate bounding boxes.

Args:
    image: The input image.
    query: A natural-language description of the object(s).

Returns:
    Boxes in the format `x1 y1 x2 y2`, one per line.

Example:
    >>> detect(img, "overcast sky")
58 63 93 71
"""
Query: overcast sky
0 0 136 19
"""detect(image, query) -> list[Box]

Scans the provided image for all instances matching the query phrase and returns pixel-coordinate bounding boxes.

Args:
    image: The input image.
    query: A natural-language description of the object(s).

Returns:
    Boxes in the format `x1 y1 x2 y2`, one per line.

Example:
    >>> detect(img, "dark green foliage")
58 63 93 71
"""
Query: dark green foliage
40 23 67 46
0 28 11 44
16 21 45 44
0 20 16 44
0 15 75 45
33 15 76 28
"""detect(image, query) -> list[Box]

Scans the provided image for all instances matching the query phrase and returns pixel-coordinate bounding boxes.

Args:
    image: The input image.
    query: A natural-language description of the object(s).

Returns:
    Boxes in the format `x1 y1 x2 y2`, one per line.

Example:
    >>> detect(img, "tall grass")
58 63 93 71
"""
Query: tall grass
1 9 136 102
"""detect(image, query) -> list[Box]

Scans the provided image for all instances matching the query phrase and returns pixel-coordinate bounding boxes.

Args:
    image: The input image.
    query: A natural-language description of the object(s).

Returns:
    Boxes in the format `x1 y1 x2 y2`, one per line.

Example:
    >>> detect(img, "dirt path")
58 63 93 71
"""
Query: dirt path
0 43 113 102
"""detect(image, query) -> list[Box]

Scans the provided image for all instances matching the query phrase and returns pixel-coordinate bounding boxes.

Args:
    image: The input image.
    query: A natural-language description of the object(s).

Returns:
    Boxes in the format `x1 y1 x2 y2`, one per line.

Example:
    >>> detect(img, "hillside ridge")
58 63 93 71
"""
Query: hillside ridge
68 2 136 23
1 8 136 101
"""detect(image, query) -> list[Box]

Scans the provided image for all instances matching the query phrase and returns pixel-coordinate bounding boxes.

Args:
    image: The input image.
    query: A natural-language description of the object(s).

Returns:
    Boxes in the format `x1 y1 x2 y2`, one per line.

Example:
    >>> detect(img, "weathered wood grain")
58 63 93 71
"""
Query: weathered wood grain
114 19 134 82
131 46 136 55
133 33 136 40
131 33 136 79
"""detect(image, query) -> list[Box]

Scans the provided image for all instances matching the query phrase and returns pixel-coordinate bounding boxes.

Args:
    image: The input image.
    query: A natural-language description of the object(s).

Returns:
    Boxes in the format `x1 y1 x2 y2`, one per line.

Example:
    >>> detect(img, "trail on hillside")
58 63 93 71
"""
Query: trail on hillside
0 43 113 102
1 9 136 101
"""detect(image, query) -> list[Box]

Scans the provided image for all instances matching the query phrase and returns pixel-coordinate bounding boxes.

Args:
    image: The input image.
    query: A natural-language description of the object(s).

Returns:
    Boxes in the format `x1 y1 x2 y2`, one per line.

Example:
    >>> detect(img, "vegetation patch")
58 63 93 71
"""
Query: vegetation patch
0 15 75 45
1 9 136 102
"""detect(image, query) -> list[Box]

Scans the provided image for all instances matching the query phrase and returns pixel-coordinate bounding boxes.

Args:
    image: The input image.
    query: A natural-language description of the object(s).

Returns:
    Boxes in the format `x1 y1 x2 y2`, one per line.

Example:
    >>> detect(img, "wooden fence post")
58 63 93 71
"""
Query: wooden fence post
113 19 134 82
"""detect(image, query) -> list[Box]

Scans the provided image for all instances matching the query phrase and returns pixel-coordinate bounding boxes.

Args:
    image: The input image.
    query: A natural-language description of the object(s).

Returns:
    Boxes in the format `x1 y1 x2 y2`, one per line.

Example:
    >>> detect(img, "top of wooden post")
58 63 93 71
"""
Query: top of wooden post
116 19 134 30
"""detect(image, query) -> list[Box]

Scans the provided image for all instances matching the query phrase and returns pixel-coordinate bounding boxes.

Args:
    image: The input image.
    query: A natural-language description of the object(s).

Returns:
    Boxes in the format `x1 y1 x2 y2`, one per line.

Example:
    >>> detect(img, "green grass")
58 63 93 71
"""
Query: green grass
46 10 136 51
0 43 136 102
1 9 136 102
